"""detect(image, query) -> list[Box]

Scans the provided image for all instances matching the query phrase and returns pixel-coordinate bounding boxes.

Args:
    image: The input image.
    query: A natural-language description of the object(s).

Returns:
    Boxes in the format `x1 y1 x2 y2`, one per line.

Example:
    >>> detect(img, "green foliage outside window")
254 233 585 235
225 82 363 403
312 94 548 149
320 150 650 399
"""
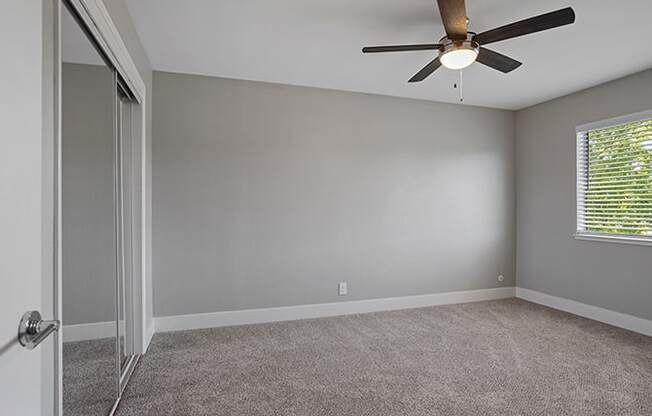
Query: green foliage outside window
586 119 652 235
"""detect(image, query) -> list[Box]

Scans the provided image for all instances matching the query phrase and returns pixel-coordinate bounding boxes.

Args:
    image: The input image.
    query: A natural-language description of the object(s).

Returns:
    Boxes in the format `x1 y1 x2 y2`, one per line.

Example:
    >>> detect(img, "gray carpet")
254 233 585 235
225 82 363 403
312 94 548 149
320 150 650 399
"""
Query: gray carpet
63 338 117 416
115 299 652 415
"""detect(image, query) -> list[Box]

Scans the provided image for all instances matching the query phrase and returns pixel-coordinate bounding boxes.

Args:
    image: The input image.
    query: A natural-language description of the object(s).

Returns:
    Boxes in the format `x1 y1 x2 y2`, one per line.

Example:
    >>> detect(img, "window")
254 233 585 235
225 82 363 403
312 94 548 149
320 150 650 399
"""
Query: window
576 111 652 245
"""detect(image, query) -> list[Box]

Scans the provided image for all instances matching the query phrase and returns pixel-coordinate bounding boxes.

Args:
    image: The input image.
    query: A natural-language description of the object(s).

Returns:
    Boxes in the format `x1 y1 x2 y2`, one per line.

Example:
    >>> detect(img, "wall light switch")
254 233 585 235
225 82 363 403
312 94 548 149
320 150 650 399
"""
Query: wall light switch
338 282 348 296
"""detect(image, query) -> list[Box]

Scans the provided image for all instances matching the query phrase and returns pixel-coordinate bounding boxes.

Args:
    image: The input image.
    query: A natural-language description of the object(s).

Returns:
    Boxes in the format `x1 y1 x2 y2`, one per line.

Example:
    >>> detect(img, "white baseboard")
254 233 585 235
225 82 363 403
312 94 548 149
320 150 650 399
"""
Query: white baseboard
155 286 516 333
516 287 652 337
63 321 115 342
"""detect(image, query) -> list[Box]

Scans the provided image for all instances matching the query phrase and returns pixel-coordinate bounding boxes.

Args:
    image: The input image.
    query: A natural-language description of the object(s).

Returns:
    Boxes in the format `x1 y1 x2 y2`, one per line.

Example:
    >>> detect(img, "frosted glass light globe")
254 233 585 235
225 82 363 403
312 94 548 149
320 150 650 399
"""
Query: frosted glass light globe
440 47 478 70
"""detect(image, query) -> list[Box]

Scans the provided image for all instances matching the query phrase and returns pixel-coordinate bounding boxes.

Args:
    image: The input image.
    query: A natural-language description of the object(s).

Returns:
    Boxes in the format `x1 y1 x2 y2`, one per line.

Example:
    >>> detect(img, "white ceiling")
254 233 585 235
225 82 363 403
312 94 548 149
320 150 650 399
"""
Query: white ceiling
125 0 652 110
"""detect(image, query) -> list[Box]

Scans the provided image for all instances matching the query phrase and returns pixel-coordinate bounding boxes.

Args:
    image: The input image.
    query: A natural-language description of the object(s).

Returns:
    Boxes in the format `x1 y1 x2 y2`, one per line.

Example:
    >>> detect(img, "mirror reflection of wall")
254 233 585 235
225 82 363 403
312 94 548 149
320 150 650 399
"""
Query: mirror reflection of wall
61 3 139 415
61 4 117 415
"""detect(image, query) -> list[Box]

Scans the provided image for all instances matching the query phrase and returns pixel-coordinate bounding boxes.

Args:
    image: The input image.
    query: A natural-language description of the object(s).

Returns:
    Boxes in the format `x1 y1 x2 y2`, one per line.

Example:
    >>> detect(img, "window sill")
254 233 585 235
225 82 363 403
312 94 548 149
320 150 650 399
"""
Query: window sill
574 233 652 247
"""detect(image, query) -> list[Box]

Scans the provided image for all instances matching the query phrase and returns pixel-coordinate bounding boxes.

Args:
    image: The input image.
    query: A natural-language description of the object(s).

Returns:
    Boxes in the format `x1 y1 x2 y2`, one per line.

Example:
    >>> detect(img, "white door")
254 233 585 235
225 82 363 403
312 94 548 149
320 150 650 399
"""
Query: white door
0 2 56 415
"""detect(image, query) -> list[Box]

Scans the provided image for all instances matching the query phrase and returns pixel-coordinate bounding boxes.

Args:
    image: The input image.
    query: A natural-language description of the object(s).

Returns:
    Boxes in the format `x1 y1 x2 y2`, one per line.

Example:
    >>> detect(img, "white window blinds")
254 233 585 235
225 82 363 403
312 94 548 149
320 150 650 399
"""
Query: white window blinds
576 113 652 241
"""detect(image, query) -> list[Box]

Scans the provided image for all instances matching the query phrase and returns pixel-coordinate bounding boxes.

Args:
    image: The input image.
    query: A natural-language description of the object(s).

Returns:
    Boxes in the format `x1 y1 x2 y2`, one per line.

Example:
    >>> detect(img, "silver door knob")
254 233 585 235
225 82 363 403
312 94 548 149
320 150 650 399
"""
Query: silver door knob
18 311 60 350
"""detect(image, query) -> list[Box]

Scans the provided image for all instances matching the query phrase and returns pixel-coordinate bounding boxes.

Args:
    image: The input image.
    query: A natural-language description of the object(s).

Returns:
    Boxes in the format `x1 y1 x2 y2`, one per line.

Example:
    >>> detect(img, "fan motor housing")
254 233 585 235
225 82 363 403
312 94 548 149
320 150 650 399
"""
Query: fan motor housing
438 33 479 56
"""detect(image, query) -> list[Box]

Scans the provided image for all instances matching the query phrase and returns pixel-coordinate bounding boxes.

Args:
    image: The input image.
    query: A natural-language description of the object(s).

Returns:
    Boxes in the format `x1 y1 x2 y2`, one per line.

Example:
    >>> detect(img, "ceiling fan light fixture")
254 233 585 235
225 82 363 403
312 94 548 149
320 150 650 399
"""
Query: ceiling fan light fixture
439 36 479 70
362 3 576 82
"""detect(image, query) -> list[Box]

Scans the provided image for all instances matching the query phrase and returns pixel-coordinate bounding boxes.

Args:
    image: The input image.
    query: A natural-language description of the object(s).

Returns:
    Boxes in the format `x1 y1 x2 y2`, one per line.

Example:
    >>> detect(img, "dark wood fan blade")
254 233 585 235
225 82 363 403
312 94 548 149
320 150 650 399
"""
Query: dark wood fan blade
408 57 442 83
362 44 442 53
476 48 522 73
436 0 468 40
473 7 575 46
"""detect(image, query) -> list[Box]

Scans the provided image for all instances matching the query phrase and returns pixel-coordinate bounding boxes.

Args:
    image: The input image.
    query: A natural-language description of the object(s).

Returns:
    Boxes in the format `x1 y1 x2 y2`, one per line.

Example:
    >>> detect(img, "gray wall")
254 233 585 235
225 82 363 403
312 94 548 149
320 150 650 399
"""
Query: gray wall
515 69 652 321
62 63 115 325
153 72 516 317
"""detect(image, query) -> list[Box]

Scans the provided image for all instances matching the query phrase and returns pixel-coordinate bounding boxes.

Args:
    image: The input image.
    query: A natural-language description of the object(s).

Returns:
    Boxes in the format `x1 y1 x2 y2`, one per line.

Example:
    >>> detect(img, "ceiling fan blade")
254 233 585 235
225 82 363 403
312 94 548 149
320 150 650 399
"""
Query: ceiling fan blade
362 44 442 53
473 7 575 46
476 48 522 73
436 0 468 40
408 57 442 83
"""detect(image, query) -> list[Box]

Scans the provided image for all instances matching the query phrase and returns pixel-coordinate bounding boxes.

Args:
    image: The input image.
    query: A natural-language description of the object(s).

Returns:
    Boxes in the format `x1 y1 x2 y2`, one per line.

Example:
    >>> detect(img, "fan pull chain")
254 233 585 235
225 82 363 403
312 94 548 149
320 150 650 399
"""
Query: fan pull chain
459 70 464 103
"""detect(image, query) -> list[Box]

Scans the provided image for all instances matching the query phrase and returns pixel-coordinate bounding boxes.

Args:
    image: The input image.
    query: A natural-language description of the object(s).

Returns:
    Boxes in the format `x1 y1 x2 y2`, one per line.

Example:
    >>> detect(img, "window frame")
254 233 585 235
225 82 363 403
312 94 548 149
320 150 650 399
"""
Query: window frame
574 109 652 247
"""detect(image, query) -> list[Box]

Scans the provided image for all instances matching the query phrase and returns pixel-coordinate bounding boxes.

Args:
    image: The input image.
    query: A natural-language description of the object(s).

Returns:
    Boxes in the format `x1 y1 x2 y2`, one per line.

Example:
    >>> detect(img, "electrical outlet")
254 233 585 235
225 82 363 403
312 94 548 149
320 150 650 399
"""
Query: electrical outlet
498 274 504 282
338 282 348 296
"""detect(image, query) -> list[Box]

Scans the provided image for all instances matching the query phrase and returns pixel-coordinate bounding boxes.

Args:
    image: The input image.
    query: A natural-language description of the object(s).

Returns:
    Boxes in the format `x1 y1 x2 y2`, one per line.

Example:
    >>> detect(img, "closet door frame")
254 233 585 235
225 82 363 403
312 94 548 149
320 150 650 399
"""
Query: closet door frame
53 1 149 415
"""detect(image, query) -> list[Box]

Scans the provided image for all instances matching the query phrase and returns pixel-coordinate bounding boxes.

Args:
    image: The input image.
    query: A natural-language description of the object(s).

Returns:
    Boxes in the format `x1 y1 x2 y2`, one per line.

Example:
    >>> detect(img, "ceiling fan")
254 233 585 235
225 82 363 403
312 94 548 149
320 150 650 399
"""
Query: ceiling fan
362 0 576 82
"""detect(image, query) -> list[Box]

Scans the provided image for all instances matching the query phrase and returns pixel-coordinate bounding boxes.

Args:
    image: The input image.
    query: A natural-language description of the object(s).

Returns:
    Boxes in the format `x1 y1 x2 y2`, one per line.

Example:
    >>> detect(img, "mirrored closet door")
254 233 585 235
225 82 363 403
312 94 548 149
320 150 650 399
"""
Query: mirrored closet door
116 83 139 386
61 2 140 414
